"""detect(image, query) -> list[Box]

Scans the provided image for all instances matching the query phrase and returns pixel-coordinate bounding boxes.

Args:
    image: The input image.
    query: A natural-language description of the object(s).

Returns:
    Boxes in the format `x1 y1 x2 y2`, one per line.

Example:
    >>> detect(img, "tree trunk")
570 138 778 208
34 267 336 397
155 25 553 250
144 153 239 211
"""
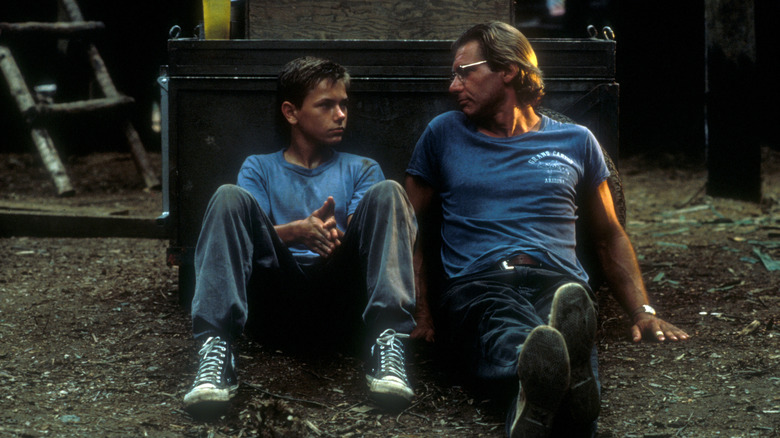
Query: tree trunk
705 0 761 201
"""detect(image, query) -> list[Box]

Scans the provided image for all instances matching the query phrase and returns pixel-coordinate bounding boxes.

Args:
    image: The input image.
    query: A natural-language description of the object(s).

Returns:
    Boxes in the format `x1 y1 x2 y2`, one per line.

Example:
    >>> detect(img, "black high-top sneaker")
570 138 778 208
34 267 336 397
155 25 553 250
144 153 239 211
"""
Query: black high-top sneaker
183 336 238 415
365 328 414 409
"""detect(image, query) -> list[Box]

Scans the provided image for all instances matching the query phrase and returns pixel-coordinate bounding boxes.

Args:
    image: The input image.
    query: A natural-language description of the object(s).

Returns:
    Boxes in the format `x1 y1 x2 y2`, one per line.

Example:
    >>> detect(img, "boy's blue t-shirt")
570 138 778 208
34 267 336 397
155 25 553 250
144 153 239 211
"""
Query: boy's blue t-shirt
406 111 610 282
237 149 384 262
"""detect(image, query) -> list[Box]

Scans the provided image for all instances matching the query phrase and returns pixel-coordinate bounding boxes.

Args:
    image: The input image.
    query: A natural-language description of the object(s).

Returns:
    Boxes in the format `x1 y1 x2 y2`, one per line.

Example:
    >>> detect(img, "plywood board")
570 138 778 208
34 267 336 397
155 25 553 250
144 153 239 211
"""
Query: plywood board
248 0 512 40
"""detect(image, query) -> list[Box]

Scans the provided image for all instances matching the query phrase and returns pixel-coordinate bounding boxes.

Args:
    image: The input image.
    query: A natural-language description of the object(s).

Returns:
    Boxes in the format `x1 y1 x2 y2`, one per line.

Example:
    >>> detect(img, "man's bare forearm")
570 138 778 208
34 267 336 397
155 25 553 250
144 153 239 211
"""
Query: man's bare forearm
596 227 650 319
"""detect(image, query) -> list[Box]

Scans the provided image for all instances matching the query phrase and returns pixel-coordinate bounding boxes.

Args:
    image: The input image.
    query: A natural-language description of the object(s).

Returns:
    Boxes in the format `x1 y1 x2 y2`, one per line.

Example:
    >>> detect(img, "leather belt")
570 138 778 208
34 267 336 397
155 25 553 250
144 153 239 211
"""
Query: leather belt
498 253 542 270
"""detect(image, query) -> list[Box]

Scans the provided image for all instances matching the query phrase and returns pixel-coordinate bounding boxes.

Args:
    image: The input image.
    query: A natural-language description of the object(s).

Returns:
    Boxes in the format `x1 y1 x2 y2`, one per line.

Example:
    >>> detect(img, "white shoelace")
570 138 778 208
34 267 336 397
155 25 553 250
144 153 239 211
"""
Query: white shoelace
375 329 410 382
192 336 228 387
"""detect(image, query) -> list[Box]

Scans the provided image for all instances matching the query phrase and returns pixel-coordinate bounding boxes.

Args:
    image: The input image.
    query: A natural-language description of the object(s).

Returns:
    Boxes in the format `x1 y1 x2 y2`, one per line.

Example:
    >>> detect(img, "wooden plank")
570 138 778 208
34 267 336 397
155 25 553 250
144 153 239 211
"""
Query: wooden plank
248 0 512 40
0 21 104 37
0 210 168 239
0 200 130 216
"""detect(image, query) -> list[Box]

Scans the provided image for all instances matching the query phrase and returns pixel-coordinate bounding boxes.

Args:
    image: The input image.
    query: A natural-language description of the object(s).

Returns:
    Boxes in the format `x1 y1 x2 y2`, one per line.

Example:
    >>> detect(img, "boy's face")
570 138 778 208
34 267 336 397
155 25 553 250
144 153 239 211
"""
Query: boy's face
288 78 348 148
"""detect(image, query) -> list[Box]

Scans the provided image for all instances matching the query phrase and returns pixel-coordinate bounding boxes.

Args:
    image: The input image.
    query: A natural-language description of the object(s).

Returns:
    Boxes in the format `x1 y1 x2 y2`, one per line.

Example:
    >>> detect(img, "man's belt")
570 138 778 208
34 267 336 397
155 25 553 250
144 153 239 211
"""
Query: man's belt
498 253 543 270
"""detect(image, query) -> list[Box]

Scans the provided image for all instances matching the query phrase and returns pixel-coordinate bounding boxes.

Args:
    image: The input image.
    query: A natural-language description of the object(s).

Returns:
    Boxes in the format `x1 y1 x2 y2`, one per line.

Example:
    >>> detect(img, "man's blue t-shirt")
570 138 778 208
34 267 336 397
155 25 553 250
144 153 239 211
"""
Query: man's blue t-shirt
238 149 384 262
406 111 610 282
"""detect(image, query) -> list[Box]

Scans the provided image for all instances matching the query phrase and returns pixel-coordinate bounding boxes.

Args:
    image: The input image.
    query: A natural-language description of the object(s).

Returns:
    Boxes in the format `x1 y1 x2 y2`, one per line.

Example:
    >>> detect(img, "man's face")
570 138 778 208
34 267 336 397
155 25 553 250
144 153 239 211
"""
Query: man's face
289 79 348 148
449 41 508 121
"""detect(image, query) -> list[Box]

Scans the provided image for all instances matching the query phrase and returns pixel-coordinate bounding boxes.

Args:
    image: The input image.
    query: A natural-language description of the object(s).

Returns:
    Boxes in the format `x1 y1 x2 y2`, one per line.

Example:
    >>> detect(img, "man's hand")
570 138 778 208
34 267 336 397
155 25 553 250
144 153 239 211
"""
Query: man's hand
583 182 691 345
411 311 435 343
293 197 343 257
631 314 690 343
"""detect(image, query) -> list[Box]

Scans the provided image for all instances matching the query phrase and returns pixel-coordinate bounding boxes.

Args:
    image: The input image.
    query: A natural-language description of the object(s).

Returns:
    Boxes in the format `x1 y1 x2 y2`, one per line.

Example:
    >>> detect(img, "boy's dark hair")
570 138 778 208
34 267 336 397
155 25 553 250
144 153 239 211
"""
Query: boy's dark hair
452 21 545 107
276 57 350 137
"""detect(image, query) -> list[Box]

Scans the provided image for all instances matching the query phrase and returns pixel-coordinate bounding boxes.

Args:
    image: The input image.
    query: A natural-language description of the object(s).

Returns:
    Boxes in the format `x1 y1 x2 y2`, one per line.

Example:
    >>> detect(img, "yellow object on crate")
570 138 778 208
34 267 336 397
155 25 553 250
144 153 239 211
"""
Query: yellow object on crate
203 0 230 39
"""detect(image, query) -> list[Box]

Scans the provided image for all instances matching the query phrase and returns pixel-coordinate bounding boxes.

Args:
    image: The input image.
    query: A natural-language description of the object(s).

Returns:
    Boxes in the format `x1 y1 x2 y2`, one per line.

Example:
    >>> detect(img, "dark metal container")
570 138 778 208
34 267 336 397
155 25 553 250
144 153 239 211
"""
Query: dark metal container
229 0 248 39
159 39 618 301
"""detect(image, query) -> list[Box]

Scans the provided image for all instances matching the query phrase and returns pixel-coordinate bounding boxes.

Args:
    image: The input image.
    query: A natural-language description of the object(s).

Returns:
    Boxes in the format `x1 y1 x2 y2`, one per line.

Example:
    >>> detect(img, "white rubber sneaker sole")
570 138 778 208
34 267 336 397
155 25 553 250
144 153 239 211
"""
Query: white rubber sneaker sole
366 374 414 409
183 382 238 407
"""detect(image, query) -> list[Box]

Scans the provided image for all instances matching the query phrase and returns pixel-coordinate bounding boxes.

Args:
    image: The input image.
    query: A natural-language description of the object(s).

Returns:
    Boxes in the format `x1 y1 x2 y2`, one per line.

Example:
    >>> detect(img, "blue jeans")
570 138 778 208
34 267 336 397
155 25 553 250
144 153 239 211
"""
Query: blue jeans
190 181 417 345
434 267 600 437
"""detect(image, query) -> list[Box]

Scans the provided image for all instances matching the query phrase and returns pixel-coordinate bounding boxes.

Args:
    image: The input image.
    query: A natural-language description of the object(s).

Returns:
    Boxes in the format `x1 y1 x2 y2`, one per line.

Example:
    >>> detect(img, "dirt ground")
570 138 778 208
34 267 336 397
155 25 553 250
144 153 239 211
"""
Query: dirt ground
1 149 779 437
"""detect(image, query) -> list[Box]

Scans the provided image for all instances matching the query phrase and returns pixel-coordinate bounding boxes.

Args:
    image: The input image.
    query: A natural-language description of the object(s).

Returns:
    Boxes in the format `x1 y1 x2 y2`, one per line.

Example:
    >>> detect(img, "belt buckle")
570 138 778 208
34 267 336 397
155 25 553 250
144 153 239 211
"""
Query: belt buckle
500 260 515 271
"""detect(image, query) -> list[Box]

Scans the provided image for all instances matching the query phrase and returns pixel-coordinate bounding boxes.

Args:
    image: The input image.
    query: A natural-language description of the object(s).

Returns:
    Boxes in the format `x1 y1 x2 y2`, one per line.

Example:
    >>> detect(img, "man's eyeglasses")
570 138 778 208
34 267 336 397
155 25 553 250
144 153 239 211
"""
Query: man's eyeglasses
450 60 488 83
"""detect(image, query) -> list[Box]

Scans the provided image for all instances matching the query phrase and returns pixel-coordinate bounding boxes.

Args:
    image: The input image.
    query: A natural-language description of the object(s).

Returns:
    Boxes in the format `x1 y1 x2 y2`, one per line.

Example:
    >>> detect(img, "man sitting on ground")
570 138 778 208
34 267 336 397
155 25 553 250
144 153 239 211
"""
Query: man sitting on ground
405 22 690 437
183 57 418 415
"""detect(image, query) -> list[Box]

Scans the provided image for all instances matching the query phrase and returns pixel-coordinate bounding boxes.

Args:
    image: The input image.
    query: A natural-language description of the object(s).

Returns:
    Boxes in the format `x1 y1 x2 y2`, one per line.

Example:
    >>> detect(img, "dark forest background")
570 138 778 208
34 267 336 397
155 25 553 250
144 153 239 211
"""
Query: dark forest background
0 1 777 158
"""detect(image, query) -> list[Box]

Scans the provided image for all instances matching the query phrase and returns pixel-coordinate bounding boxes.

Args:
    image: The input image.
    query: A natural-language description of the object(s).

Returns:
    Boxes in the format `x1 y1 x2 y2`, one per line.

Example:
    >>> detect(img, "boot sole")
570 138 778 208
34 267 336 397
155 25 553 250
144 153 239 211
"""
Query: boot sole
510 326 570 438
549 283 600 424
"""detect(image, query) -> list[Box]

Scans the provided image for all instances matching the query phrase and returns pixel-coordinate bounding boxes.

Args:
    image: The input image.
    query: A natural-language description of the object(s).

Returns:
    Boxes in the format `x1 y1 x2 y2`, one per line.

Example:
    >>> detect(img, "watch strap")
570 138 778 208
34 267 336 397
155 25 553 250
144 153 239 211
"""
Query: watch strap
631 304 656 319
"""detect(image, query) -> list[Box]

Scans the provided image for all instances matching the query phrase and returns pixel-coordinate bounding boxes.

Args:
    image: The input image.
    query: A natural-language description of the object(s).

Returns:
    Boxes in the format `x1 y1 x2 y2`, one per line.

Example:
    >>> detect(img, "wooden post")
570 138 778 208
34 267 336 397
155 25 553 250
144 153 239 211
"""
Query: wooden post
0 21 105 37
58 0 161 191
35 96 134 120
0 47 36 118
705 0 761 201
58 0 87 25
30 129 76 197
0 46 75 197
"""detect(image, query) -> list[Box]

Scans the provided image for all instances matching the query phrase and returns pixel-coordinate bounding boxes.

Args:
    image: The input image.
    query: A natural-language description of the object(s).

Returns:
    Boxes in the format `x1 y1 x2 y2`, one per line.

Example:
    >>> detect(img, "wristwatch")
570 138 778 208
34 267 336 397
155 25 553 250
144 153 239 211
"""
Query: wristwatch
631 304 656 319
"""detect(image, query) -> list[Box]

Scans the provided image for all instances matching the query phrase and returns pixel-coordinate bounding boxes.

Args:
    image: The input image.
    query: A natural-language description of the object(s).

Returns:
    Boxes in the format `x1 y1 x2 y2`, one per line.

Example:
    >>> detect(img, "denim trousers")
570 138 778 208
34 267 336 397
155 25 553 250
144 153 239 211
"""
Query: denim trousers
435 267 600 437
190 180 417 346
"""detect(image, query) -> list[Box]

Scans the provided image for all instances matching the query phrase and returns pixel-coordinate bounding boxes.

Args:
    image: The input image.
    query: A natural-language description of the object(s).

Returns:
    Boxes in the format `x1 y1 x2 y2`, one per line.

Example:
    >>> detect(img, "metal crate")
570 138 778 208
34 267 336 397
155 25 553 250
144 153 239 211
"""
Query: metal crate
159 39 618 300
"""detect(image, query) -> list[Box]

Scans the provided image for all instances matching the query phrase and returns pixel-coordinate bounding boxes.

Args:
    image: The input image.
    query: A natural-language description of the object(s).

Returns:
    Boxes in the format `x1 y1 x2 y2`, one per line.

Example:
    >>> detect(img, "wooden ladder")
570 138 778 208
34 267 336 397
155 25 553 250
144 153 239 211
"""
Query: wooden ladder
0 0 160 196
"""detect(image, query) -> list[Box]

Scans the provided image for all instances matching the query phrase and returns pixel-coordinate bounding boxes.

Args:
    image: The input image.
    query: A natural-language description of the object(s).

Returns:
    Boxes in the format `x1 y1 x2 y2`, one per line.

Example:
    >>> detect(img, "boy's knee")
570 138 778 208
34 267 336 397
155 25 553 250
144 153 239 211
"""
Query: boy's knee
214 184 243 197
365 180 405 202
210 184 254 210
